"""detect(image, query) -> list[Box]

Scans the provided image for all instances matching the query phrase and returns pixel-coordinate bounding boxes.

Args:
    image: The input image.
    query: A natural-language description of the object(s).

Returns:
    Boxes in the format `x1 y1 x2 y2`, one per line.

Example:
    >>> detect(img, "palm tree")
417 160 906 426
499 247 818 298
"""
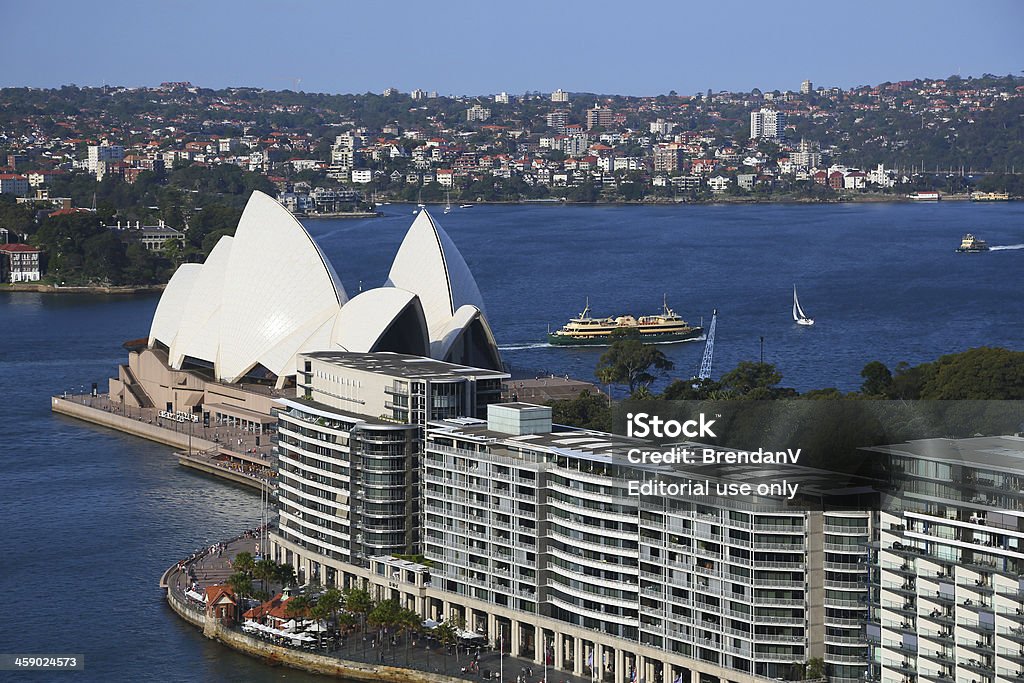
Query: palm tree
318 588 343 635
435 621 458 674
253 558 278 595
309 602 331 650
232 551 255 576
344 587 374 658
368 599 402 662
227 571 253 601
395 606 421 666
276 563 297 588
284 594 311 624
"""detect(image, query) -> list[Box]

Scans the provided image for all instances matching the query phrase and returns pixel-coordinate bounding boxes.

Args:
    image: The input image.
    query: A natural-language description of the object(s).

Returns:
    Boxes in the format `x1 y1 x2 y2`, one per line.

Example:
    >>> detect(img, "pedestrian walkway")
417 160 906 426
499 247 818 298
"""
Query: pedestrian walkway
164 535 602 683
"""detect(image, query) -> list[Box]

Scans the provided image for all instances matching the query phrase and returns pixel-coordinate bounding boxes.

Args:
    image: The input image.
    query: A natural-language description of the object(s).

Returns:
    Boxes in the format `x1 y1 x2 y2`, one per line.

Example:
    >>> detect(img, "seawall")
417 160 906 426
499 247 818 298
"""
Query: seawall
177 452 270 493
51 397 217 451
165 584 465 683
52 398 273 492
1 283 165 294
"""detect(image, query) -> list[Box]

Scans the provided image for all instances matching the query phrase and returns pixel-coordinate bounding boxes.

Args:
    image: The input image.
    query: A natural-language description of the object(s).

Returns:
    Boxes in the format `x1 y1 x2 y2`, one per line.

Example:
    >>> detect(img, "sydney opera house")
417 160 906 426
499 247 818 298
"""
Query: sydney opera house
109 191 502 419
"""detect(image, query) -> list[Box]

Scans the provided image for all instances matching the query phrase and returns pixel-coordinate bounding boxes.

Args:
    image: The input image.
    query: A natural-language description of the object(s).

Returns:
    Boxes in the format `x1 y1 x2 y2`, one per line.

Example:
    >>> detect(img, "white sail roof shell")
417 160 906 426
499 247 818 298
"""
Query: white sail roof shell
431 304 493 359
149 263 202 349
215 191 348 382
330 288 429 354
386 210 485 341
168 235 233 369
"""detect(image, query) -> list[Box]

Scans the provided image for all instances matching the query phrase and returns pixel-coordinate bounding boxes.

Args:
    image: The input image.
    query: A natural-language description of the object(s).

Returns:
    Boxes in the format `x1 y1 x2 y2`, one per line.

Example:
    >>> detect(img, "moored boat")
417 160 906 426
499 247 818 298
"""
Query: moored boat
547 298 703 346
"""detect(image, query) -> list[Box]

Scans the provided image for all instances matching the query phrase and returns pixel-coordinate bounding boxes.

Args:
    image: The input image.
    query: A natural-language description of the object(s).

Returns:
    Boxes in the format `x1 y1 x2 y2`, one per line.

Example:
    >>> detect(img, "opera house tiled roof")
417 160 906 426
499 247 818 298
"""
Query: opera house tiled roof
148 191 500 387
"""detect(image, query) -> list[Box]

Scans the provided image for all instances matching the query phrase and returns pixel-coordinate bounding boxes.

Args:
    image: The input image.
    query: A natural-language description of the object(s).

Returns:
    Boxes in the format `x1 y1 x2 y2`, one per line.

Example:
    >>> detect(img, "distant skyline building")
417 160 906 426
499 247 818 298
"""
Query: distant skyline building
551 88 569 103
87 143 124 173
466 104 491 122
586 105 613 130
801 80 813 95
494 91 511 104
546 110 570 130
750 108 786 140
790 139 821 169
330 132 360 174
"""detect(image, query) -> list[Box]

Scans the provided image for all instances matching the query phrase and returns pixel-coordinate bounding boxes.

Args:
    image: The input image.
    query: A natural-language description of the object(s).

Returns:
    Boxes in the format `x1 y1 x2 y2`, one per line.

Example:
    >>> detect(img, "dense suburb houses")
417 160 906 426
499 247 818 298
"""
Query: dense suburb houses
1 75 1023 218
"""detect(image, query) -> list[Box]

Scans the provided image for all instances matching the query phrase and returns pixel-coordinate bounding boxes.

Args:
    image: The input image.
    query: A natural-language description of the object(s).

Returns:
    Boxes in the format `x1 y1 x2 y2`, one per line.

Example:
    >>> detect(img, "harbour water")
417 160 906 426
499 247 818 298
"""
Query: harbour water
1 201 1022 680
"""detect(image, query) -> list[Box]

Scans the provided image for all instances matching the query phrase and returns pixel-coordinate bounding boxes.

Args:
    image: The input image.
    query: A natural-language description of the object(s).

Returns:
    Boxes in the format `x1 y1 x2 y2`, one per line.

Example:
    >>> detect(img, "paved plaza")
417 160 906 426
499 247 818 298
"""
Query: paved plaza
165 536 607 683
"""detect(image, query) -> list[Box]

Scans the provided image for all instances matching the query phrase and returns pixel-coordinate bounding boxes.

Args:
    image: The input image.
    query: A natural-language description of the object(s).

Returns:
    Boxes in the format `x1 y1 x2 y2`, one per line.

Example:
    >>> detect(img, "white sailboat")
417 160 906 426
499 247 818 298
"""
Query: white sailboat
793 286 814 326
444 191 451 214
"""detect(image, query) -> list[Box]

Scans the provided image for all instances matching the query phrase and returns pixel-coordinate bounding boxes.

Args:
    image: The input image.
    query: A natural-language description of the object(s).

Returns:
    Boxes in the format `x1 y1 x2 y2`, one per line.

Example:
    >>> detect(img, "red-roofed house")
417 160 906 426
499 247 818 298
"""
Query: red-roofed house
204 585 238 624
0 243 43 282
243 592 307 627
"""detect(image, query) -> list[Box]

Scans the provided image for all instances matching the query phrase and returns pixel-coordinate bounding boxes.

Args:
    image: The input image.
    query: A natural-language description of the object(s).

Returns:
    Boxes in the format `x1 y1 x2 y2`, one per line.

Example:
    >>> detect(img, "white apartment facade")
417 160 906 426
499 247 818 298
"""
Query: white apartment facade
271 352 874 683
750 110 786 140
868 436 1024 683
87 144 125 173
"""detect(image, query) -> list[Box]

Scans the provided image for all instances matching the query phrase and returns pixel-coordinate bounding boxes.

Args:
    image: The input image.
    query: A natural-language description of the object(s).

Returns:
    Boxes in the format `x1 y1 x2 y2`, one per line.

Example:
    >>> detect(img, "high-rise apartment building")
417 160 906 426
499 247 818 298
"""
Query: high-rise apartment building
87 143 125 173
547 110 570 130
790 139 822 170
750 109 786 141
424 404 872 683
868 436 1024 683
467 105 492 122
654 145 684 173
329 132 362 172
271 351 507 584
551 89 570 103
801 80 813 95
587 106 614 130
273 365 874 683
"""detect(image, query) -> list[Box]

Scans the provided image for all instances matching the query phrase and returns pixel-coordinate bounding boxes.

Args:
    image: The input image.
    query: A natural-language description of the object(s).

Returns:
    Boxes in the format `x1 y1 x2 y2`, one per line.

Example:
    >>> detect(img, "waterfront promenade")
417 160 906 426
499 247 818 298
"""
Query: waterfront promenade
163 535 598 683
52 392 275 491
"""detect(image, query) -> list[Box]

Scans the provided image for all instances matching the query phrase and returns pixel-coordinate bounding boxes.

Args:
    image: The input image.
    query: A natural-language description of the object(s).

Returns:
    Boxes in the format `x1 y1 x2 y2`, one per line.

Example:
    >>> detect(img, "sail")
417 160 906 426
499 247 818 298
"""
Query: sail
793 286 808 321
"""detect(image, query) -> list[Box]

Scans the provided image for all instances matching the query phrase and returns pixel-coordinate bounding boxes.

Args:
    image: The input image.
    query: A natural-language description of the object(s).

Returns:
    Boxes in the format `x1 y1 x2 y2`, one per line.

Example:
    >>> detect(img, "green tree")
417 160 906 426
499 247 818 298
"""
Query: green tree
226 571 254 599
276 563 297 588
596 339 674 396
285 594 312 620
368 599 402 660
920 347 1024 399
859 360 893 396
717 361 795 399
232 551 256 575
253 558 279 596
805 657 826 680
547 390 611 431
344 586 375 655
395 606 421 666
317 587 343 634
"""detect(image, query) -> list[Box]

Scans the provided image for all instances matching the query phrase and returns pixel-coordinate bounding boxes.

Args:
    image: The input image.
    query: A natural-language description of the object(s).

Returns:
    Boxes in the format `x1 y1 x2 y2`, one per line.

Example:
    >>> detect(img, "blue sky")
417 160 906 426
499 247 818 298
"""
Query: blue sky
6 0 1022 95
